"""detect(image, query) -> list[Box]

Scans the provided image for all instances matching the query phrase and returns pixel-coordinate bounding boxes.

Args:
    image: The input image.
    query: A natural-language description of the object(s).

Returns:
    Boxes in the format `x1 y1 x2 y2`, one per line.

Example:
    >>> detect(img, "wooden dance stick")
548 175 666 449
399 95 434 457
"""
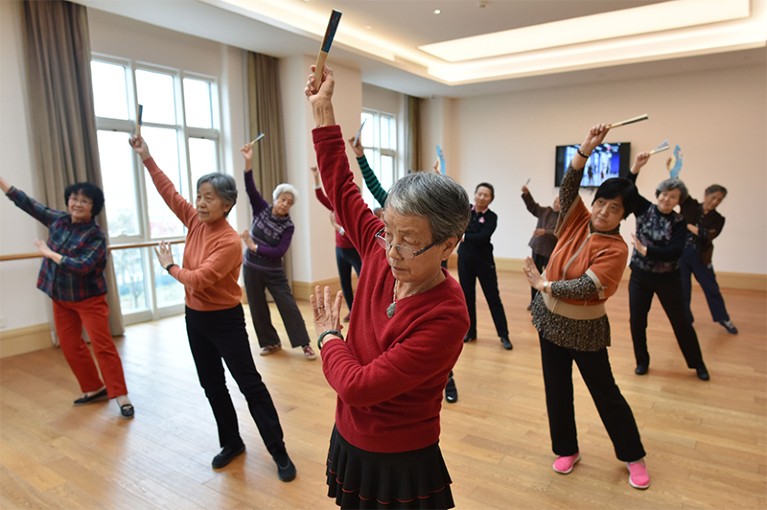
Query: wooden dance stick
352 119 366 146
649 144 670 155
607 113 648 129
313 10 342 86
249 133 265 146
136 104 143 137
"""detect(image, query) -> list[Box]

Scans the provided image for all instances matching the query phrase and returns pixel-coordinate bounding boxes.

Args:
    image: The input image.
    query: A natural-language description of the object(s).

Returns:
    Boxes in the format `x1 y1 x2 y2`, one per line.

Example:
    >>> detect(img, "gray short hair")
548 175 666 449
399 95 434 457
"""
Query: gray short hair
655 178 688 203
272 183 298 202
197 173 237 216
385 172 470 243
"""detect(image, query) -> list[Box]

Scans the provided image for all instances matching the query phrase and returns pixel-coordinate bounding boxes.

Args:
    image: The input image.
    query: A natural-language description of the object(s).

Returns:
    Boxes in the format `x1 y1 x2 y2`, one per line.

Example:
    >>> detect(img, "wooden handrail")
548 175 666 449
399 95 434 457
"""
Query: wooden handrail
0 238 186 262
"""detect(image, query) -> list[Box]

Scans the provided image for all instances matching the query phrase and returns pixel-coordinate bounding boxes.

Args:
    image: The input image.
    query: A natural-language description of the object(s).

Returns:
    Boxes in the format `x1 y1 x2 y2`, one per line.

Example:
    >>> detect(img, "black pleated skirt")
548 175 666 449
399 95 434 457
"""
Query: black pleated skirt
325 426 455 509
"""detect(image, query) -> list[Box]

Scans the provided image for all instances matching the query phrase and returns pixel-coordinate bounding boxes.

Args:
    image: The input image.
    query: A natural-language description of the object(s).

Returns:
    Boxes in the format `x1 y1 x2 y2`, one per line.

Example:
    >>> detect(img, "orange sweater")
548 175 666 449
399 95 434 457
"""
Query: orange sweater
144 158 243 311
547 195 628 308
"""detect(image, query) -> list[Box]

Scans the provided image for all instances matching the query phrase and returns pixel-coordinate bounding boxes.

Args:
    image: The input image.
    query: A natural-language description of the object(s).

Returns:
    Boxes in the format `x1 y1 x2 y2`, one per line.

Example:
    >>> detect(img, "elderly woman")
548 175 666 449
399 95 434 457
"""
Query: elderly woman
307 66 470 509
128 136 295 479
521 184 561 309
240 144 314 359
524 124 649 490
627 153 709 380
459 182 512 350
1 177 133 419
678 183 737 334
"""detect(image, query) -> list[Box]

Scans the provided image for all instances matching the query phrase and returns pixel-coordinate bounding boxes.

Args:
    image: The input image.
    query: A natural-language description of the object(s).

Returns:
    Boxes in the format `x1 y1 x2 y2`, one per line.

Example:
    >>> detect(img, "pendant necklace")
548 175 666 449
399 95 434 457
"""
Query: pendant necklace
386 280 400 318
386 272 442 319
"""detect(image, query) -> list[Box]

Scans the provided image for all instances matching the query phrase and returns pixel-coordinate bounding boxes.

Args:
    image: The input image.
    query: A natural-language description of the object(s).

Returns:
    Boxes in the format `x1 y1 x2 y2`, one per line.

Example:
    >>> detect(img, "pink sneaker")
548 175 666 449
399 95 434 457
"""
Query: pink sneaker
552 453 580 474
627 460 650 490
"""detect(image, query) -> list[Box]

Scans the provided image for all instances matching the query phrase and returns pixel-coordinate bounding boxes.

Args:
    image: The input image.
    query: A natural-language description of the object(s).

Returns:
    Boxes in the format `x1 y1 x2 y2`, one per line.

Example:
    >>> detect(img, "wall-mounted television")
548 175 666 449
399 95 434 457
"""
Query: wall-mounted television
554 142 631 188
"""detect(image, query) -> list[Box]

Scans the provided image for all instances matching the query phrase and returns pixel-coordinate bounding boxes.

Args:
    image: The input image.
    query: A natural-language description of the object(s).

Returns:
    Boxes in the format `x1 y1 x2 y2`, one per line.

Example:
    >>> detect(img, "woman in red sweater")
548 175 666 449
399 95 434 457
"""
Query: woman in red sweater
306 67 471 509
128 136 296 481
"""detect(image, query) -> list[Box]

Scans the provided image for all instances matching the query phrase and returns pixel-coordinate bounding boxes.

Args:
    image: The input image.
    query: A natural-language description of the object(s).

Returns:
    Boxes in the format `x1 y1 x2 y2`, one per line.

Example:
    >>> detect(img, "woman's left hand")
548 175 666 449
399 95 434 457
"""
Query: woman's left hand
631 234 648 256
34 239 59 262
310 285 344 337
154 241 175 268
523 257 545 290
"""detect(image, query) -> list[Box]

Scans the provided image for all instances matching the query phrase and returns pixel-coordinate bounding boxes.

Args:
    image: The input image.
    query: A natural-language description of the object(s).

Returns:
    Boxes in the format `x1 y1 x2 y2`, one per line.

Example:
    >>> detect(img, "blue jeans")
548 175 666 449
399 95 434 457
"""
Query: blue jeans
679 244 730 323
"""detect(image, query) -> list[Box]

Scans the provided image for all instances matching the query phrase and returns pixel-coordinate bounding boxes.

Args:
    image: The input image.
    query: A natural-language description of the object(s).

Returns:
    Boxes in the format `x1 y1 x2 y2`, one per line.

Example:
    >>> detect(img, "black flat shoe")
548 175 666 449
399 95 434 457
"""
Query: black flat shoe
500 336 513 350
274 454 297 482
119 403 135 419
73 388 108 405
445 377 458 404
212 443 245 469
463 334 476 343
635 365 648 375
719 320 738 334
696 366 710 381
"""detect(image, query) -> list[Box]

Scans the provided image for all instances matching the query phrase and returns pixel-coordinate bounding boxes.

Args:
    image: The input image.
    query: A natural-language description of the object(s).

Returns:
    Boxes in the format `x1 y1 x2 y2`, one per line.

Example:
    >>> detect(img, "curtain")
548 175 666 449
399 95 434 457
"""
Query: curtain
245 51 292 288
406 95 421 172
21 0 124 336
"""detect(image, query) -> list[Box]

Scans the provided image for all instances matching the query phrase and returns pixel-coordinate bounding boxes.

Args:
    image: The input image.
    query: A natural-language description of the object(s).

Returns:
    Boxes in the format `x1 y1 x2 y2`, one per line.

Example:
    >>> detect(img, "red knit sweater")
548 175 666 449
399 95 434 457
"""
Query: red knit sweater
313 125 468 453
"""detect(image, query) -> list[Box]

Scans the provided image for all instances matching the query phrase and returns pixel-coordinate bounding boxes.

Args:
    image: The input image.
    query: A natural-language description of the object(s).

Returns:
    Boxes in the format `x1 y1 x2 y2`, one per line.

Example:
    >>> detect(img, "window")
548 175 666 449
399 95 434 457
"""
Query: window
90 58 221 323
359 109 398 208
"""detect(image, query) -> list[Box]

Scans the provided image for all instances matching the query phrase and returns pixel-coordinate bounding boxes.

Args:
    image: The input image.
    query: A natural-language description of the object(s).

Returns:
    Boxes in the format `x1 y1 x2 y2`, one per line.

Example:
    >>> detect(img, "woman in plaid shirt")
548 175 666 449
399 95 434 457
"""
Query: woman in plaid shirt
1 177 133 419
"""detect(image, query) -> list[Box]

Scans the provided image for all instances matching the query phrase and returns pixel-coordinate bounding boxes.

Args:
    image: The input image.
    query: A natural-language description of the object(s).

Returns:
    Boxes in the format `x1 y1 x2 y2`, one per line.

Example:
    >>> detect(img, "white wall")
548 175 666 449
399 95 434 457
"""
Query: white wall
447 63 766 274
0 0 53 332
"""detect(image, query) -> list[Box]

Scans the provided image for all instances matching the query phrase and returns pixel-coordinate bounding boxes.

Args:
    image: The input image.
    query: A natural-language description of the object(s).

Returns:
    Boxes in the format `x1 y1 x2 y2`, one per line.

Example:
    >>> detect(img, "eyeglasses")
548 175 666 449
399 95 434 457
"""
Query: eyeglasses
374 228 437 260
68 196 93 206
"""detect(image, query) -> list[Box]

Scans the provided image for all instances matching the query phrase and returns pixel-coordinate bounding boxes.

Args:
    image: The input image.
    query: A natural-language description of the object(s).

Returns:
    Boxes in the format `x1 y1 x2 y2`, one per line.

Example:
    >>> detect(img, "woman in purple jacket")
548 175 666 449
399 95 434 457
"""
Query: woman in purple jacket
239 144 315 360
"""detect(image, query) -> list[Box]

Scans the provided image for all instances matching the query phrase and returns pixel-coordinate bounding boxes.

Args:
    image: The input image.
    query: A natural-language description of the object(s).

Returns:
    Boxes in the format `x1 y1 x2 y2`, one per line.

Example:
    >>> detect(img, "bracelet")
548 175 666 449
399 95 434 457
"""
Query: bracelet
317 329 344 351
165 263 177 272
577 148 591 159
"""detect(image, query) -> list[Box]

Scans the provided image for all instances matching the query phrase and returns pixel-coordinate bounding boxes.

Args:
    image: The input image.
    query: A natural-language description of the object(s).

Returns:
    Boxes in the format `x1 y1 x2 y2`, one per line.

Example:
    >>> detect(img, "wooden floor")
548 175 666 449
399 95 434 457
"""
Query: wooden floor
1 270 765 509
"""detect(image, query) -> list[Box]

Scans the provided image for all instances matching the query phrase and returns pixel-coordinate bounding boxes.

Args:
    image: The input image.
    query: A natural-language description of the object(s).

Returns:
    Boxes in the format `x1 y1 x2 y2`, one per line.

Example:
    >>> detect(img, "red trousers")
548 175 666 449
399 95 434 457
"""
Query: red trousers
52 294 128 398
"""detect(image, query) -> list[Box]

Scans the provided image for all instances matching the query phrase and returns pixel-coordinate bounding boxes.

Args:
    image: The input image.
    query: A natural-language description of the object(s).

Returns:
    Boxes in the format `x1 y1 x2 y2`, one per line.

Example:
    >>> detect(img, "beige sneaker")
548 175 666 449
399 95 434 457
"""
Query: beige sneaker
260 344 281 356
302 345 317 360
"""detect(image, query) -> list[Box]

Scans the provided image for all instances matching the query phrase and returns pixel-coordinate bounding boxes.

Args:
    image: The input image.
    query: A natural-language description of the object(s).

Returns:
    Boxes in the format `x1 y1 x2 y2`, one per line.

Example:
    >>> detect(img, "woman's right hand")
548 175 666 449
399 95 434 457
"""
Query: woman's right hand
240 143 254 171
579 123 610 156
128 135 151 161
0 176 10 194
347 136 364 157
631 152 651 174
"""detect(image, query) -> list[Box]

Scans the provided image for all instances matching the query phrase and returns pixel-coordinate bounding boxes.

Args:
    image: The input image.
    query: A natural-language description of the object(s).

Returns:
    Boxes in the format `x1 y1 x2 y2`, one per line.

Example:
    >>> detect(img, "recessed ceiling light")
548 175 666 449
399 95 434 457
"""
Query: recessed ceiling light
434 9 441 15
365 25 372 30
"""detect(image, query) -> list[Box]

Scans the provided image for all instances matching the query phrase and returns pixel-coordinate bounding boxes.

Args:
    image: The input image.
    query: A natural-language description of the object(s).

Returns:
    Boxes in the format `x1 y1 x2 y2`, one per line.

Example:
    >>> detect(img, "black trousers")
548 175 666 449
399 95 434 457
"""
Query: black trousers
336 246 362 312
185 305 286 456
457 254 508 338
628 269 705 369
243 264 311 348
539 334 646 462
530 251 551 304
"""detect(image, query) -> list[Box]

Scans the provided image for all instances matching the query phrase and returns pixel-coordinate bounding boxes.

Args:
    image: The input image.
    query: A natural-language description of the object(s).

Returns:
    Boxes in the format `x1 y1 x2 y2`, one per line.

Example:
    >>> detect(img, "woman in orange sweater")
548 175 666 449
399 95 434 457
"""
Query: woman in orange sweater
129 136 295 480
524 123 650 490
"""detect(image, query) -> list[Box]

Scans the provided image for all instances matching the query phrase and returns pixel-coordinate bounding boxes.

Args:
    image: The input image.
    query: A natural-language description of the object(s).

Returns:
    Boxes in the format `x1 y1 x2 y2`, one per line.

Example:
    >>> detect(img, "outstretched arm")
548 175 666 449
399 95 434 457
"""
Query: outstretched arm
129 135 196 226
348 135 388 207
558 124 611 218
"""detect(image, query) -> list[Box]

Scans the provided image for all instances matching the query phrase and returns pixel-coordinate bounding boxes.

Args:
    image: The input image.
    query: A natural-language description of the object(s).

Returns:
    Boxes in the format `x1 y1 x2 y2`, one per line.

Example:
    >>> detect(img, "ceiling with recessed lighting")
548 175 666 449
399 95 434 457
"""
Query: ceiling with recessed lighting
76 0 766 98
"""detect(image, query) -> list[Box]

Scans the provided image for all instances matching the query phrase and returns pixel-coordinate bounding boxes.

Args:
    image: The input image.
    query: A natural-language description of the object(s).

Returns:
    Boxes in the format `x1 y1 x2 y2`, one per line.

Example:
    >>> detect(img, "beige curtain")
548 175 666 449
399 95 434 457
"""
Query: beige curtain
21 0 124 336
406 95 421 172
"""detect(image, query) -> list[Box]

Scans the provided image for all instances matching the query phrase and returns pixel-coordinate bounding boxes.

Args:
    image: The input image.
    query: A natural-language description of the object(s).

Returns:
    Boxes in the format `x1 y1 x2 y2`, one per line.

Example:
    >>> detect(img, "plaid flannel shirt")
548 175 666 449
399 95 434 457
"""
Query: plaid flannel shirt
6 187 107 302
